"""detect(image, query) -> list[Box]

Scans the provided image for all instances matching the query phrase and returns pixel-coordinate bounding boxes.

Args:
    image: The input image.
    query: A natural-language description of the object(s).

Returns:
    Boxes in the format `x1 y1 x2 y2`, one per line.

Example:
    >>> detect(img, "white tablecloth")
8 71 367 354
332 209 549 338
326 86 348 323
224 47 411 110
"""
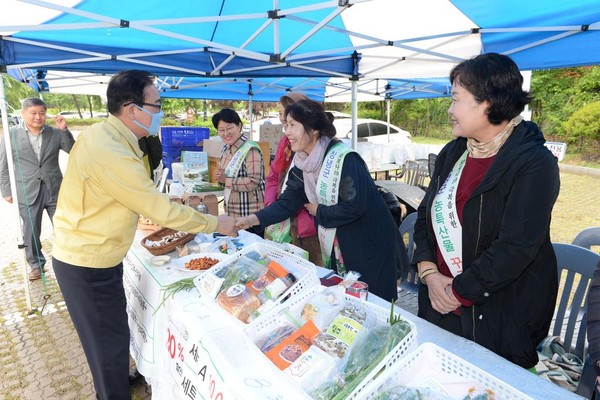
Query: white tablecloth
124 233 583 400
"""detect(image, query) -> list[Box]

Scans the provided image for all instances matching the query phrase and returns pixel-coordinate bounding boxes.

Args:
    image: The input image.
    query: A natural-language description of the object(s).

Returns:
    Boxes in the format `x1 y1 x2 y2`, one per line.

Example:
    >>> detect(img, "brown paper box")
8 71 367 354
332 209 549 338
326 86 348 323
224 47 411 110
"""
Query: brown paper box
182 193 219 216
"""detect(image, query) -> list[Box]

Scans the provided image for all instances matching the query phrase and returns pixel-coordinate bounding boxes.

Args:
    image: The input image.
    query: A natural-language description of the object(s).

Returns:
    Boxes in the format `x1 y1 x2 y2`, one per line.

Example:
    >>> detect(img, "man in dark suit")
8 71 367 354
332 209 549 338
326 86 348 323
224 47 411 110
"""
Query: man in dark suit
0 97 75 280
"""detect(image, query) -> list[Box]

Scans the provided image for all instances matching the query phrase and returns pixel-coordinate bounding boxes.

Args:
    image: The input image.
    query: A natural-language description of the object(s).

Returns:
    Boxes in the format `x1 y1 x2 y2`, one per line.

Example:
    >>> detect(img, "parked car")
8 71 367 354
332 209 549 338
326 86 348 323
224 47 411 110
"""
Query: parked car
333 118 411 144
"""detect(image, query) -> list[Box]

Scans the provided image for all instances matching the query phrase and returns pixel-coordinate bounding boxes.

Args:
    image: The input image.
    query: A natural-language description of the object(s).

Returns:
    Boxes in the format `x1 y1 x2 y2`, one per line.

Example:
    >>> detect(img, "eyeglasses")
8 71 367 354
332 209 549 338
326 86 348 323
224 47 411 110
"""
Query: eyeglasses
124 102 162 111
217 125 239 135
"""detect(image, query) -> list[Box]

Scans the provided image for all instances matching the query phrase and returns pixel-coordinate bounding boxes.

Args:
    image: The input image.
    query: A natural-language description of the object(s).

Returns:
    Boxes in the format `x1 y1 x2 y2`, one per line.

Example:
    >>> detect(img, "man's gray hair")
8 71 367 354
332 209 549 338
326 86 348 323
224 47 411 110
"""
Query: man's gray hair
21 97 47 111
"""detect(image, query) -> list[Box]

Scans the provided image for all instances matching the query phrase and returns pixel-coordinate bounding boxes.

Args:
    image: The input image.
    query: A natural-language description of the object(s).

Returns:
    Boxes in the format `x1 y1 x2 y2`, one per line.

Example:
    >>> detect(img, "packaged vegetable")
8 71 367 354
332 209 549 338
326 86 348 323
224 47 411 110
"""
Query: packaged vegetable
219 256 266 286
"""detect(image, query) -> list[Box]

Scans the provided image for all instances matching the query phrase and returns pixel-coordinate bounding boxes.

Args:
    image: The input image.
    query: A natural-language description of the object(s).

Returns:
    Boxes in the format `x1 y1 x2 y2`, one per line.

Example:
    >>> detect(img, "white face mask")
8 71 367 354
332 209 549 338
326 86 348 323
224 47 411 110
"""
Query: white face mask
132 104 164 136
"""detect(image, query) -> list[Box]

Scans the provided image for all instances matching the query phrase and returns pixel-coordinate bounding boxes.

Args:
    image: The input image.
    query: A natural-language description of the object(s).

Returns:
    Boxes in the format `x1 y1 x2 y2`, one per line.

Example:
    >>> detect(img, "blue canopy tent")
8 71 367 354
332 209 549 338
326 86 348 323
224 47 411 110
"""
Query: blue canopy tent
0 0 599 333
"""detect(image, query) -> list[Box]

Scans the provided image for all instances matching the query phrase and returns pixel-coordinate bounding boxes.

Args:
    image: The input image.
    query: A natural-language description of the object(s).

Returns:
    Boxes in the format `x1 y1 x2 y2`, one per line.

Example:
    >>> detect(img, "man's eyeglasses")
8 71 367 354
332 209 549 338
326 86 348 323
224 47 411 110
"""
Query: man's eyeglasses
124 102 162 111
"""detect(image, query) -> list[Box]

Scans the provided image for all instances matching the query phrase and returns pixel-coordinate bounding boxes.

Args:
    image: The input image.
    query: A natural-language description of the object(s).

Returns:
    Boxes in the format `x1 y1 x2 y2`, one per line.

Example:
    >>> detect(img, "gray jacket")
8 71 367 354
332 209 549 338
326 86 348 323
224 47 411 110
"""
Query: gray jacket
0 123 75 205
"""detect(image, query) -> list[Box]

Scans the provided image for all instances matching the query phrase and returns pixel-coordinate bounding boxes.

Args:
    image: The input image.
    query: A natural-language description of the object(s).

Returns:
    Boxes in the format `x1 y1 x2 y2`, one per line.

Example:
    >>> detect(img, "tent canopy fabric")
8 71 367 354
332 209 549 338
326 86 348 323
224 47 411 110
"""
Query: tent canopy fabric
1 0 599 104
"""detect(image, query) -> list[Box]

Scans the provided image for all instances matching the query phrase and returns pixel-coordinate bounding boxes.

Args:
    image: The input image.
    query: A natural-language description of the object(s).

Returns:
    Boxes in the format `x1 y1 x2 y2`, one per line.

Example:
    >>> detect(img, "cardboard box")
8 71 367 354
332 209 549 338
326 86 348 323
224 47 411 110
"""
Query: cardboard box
259 123 284 157
203 138 271 183
182 193 219 216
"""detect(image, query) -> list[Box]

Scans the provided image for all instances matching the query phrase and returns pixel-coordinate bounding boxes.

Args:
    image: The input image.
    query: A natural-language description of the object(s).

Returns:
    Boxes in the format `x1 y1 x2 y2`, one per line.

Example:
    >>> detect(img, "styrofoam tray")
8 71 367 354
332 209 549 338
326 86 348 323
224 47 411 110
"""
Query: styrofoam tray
194 241 320 326
356 342 533 400
246 285 418 400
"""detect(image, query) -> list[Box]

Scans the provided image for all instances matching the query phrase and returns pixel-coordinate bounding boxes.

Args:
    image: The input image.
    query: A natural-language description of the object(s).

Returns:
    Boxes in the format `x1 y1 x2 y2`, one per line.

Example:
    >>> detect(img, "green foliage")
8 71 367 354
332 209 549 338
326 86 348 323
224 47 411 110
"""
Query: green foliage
565 101 600 155
531 66 600 141
391 98 452 139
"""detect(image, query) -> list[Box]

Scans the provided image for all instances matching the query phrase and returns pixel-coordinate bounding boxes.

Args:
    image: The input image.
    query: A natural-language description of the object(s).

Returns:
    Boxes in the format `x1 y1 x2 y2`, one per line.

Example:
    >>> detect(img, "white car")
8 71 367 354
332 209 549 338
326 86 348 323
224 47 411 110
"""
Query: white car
333 118 411 145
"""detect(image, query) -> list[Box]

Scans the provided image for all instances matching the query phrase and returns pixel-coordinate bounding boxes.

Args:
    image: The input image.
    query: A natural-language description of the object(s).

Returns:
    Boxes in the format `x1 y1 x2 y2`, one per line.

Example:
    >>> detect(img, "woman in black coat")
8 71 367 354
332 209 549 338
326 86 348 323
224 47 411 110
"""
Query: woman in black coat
413 53 560 369
236 99 404 301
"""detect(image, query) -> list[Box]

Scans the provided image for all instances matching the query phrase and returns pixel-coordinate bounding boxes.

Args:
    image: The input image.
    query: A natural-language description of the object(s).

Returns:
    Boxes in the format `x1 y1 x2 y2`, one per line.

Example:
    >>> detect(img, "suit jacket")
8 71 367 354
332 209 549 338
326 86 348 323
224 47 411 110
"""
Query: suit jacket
0 123 75 205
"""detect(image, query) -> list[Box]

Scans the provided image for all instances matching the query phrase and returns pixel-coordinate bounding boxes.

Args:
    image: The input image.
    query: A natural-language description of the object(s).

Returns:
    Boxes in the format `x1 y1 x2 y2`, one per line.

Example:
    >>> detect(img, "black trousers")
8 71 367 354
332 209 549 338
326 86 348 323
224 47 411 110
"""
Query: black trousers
53 258 131 400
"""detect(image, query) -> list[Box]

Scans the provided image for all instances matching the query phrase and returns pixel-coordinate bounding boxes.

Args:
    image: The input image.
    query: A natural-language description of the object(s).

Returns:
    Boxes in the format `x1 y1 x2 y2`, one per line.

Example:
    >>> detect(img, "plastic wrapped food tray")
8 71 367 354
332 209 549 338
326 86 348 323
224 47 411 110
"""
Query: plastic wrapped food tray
247 286 418 400
357 342 532 400
194 241 320 326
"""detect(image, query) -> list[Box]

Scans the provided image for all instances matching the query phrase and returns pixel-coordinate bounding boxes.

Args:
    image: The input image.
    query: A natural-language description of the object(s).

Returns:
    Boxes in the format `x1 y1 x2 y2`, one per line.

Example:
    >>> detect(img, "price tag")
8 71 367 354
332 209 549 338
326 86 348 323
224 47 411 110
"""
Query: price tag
194 273 224 299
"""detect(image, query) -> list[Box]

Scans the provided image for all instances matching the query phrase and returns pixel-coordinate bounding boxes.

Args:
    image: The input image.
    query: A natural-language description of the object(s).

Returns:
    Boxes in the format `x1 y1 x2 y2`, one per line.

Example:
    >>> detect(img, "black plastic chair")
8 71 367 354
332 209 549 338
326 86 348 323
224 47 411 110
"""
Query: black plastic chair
395 212 419 315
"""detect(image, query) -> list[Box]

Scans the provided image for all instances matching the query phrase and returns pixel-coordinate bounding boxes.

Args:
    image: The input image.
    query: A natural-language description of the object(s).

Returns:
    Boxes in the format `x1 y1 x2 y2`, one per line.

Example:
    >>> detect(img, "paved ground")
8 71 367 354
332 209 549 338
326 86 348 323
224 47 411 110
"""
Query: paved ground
0 134 598 399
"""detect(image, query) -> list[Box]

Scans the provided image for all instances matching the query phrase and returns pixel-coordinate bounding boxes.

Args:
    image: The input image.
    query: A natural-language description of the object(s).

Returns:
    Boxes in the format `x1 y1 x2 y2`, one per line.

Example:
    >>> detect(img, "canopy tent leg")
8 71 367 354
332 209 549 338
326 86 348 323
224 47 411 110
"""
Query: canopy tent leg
351 79 357 150
0 72 34 312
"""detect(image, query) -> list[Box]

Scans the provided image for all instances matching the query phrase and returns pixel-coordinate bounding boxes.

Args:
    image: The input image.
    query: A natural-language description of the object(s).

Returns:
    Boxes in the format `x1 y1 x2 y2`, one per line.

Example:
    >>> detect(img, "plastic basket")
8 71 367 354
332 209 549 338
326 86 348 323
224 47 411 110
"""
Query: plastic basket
357 342 533 400
160 126 209 147
247 287 418 400
196 241 320 327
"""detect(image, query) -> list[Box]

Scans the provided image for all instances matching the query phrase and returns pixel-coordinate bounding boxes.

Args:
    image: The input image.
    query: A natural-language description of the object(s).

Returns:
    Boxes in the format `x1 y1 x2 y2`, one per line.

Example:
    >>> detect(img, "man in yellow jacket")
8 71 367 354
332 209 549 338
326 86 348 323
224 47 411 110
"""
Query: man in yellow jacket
52 70 235 400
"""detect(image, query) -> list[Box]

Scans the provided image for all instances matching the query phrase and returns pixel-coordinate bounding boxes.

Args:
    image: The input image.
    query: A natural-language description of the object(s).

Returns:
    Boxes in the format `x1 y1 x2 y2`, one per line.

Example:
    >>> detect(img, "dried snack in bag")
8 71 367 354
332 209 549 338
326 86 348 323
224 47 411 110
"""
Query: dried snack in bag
300 285 345 331
312 302 367 358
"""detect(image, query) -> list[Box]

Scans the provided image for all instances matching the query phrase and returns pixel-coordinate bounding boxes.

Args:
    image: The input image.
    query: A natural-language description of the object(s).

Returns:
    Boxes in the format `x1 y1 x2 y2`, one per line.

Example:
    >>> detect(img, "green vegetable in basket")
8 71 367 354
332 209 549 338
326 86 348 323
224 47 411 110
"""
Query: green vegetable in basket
331 318 412 400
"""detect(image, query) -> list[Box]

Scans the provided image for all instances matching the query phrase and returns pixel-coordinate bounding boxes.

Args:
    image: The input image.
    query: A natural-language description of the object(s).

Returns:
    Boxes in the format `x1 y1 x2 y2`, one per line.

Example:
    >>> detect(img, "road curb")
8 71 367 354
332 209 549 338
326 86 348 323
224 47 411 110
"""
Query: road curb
559 164 600 178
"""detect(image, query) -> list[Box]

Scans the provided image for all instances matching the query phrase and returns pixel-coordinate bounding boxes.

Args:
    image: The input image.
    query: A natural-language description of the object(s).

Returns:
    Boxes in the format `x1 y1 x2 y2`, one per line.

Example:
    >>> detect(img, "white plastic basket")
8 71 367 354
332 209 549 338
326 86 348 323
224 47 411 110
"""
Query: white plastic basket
195 241 320 326
246 286 418 400
357 342 533 400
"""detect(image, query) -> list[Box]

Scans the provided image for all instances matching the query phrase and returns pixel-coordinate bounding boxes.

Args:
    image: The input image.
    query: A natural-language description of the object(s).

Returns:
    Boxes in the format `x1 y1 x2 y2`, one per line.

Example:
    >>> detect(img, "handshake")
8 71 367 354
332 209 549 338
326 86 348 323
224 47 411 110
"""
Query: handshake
214 214 260 237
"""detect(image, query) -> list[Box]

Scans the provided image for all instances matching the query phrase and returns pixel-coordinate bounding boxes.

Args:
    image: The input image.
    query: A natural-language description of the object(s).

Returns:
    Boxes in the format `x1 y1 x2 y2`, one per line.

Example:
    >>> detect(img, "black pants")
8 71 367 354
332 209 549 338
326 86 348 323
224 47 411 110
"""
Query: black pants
53 258 131 400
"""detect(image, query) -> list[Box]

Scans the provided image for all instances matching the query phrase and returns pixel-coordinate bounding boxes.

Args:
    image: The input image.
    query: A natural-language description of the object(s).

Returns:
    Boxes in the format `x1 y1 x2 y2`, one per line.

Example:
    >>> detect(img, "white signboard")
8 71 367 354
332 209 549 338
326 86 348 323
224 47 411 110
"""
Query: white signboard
544 142 567 161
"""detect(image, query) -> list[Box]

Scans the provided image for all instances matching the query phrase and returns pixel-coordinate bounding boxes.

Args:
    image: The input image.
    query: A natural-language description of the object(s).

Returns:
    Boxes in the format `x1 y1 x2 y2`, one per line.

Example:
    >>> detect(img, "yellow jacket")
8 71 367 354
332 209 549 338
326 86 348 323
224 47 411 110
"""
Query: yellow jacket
53 115 218 268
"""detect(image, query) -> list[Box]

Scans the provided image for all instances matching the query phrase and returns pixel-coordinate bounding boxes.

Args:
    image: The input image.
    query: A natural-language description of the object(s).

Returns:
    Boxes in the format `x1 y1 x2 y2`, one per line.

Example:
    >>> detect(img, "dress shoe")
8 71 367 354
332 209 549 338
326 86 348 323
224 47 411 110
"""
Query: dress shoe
28 269 41 281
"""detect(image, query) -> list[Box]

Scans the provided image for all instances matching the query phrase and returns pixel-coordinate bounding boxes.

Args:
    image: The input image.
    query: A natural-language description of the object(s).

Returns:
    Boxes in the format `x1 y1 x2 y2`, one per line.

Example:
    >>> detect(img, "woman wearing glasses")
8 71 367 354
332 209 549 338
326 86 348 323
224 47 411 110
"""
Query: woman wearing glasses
212 108 266 237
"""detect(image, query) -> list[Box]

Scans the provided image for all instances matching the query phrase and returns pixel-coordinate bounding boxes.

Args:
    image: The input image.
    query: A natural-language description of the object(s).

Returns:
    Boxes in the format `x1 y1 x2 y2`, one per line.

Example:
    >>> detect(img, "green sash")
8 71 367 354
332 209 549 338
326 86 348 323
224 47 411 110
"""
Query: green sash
317 143 354 272
223 140 260 205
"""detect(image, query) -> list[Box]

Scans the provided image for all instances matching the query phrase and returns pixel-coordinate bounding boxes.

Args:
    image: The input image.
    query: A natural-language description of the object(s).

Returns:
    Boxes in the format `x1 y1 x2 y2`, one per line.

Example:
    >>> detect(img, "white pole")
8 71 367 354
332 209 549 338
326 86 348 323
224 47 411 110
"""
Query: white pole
351 79 357 150
0 73 34 312
386 97 391 143
248 86 255 140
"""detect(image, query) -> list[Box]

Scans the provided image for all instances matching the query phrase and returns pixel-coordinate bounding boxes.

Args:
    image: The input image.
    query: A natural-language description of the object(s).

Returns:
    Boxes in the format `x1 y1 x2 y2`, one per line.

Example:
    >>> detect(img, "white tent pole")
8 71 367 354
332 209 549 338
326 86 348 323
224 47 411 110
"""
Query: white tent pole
351 79 357 150
0 73 34 312
248 84 254 140
386 97 391 143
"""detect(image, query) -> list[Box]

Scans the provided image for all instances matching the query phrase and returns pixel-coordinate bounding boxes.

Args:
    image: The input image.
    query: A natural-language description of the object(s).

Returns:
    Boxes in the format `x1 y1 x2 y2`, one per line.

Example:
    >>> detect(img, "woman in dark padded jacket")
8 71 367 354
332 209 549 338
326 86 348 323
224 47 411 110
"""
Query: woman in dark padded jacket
413 53 560 369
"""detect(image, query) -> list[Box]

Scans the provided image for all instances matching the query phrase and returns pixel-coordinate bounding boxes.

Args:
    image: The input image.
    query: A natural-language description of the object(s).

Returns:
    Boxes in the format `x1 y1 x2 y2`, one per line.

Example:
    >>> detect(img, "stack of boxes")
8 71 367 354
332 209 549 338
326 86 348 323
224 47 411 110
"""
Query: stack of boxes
160 127 210 178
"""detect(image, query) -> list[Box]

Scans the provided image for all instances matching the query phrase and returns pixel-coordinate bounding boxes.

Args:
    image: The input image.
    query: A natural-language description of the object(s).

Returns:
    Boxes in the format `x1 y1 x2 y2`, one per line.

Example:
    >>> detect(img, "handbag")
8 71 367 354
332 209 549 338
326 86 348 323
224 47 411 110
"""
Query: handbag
536 335 584 392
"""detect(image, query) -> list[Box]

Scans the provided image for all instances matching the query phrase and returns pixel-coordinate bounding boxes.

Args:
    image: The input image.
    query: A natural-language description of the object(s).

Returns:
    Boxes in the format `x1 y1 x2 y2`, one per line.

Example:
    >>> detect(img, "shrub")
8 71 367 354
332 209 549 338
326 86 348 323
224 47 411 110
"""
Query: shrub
565 101 600 155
